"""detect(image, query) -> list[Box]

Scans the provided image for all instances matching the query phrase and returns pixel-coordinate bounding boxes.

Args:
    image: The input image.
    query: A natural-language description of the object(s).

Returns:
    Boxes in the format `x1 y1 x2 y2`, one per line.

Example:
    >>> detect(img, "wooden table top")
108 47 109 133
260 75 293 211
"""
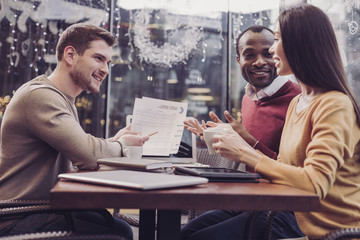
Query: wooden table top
51 179 320 212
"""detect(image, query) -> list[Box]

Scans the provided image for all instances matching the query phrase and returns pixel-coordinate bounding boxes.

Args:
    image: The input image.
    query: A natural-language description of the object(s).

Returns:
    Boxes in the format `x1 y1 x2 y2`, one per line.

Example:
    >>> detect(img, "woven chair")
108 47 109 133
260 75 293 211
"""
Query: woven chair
113 210 140 228
0 200 54 214
250 211 360 240
243 211 277 240
0 231 128 240
0 200 125 239
196 147 235 168
320 228 360 240
0 199 75 231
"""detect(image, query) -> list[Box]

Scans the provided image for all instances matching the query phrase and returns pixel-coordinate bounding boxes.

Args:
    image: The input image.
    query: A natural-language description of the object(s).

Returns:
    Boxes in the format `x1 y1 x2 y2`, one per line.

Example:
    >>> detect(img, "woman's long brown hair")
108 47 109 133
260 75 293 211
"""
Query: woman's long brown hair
279 4 360 125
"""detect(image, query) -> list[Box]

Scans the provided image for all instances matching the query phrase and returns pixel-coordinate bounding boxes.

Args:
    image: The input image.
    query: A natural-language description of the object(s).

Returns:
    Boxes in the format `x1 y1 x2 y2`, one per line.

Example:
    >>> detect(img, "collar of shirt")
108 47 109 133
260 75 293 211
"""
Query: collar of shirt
245 75 291 101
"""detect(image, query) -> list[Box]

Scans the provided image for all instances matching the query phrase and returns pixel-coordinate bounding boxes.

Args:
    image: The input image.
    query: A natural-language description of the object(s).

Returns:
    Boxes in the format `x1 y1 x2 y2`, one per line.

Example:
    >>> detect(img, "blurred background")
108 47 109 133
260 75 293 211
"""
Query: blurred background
0 0 359 138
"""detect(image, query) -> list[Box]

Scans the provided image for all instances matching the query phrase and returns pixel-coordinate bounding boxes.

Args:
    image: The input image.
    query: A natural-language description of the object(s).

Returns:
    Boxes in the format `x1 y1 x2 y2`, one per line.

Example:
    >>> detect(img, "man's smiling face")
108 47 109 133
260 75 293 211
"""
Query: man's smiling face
70 39 112 94
237 30 277 90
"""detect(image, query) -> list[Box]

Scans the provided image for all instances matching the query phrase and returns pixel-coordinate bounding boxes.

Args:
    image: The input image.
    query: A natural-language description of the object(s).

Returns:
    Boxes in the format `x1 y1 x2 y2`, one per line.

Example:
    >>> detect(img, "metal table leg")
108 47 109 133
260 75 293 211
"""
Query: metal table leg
157 209 181 240
139 209 156 240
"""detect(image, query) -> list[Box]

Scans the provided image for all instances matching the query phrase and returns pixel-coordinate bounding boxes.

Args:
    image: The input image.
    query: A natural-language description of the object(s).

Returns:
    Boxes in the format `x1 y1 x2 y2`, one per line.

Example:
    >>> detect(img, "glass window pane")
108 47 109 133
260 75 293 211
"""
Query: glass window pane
0 0 111 137
107 0 228 137
228 0 281 121
1 0 359 140
228 0 360 123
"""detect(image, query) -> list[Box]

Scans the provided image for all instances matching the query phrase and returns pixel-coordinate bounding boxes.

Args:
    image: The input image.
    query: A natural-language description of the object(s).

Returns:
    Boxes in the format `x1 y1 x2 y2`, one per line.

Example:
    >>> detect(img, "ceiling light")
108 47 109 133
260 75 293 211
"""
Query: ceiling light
189 95 214 101
167 79 178 84
187 88 211 94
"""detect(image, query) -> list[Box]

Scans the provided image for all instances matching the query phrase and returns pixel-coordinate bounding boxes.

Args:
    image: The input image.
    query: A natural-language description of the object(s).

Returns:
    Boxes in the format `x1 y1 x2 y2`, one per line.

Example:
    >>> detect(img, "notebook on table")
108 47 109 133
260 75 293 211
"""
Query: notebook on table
58 170 208 190
97 157 173 171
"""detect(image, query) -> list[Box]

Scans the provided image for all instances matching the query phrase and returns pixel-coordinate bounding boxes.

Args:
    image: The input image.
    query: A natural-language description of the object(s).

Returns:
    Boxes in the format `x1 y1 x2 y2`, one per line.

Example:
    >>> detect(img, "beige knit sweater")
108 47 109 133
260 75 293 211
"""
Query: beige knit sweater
0 75 122 203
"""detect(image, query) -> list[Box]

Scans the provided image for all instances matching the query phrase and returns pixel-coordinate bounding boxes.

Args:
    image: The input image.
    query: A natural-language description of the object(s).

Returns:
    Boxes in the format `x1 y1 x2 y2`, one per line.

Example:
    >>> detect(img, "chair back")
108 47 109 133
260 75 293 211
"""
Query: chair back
196 148 235 168
0 231 129 240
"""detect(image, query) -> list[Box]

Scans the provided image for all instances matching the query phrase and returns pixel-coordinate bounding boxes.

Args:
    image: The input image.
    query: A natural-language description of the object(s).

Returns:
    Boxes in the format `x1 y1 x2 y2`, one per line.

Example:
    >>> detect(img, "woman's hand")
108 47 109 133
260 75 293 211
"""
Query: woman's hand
212 128 262 170
210 110 257 147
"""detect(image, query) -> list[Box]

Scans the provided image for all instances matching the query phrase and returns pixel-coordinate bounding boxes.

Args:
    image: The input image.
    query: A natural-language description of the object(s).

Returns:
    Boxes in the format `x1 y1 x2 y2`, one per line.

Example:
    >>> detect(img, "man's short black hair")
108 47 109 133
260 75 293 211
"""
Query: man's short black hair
235 25 273 57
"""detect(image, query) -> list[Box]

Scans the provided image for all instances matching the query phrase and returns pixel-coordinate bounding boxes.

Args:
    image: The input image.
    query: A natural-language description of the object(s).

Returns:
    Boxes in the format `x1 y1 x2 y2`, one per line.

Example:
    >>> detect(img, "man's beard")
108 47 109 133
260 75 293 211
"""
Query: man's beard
70 68 97 93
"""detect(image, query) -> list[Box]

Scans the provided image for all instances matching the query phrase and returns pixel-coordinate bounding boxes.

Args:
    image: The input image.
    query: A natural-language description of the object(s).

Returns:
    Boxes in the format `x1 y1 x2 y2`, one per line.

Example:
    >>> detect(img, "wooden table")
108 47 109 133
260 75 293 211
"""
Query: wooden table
50 179 320 240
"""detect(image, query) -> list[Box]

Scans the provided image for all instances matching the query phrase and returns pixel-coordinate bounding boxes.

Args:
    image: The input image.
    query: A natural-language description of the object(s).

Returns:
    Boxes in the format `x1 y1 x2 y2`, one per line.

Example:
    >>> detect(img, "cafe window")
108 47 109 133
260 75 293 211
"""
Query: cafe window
0 0 359 138
107 0 228 137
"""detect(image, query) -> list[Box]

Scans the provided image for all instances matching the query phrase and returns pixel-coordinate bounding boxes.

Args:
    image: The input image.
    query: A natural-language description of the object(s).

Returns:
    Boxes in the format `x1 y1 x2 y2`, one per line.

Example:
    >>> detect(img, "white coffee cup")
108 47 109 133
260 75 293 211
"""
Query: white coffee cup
203 127 227 155
123 146 143 159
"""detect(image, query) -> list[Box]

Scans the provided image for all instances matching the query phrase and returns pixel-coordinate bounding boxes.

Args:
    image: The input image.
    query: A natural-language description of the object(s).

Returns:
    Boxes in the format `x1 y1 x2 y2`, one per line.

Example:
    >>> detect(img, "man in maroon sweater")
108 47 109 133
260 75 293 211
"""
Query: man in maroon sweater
185 25 300 159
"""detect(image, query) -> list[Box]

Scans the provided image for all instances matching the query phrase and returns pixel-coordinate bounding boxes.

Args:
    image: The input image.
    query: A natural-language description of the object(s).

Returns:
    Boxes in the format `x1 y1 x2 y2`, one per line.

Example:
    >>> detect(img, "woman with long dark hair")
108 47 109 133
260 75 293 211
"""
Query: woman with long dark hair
181 4 360 239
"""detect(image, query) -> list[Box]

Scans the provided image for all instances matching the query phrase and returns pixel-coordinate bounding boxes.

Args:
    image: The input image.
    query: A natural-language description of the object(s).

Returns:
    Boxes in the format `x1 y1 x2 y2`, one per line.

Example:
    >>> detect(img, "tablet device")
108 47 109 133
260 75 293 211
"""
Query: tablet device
174 166 260 183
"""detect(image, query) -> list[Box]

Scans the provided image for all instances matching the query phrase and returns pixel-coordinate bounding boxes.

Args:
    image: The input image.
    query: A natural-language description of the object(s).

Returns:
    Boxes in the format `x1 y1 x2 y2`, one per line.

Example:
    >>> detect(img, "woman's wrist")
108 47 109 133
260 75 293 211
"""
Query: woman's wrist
238 146 262 170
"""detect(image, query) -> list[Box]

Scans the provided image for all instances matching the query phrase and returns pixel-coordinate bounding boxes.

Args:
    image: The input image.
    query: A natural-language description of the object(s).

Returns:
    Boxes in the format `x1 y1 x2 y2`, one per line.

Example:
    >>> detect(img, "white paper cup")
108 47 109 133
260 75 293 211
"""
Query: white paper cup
216 123 232 131
123 146 143 159
203 127 224 155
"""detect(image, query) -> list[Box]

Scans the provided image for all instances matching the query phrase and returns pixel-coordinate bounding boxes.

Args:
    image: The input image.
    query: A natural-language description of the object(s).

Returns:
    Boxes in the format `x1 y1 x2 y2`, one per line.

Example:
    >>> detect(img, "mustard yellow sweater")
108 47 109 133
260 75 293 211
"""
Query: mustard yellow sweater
255 91 360 239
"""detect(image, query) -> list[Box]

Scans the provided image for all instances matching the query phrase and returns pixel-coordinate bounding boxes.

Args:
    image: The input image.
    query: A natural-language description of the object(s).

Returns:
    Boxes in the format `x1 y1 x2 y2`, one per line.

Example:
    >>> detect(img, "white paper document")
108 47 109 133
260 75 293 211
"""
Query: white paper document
130 97 188 156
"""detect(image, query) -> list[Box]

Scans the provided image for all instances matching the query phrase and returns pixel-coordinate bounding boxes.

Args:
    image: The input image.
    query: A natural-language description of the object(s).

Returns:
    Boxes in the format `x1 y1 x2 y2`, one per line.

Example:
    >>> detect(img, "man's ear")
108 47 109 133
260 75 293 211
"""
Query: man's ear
236 55 240 64
63 46 77 65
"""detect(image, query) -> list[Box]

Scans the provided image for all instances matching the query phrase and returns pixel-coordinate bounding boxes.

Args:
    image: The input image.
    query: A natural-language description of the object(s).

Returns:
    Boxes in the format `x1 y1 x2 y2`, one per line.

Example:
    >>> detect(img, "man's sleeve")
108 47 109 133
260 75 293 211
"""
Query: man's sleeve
25 88 122 169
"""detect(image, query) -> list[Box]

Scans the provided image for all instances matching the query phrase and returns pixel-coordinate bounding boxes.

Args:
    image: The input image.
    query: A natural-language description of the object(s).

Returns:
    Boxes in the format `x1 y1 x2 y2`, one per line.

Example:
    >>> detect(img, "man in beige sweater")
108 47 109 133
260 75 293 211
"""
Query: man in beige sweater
0 23 147 239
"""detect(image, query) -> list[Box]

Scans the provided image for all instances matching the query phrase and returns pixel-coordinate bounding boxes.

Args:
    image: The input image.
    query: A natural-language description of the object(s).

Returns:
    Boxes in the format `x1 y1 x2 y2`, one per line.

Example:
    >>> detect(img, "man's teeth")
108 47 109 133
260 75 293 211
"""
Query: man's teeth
93 75 101 81
253 71 267 75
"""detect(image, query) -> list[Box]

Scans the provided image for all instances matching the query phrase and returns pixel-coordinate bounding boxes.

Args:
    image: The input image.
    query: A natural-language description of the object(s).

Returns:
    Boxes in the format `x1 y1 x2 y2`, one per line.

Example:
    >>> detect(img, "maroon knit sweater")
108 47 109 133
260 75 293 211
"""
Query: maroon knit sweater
241 81 301 159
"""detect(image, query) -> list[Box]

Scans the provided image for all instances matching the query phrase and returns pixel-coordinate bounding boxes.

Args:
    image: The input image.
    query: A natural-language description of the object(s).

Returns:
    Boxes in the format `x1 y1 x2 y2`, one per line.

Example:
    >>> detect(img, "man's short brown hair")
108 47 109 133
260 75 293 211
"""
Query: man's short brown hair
56 23 116 61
